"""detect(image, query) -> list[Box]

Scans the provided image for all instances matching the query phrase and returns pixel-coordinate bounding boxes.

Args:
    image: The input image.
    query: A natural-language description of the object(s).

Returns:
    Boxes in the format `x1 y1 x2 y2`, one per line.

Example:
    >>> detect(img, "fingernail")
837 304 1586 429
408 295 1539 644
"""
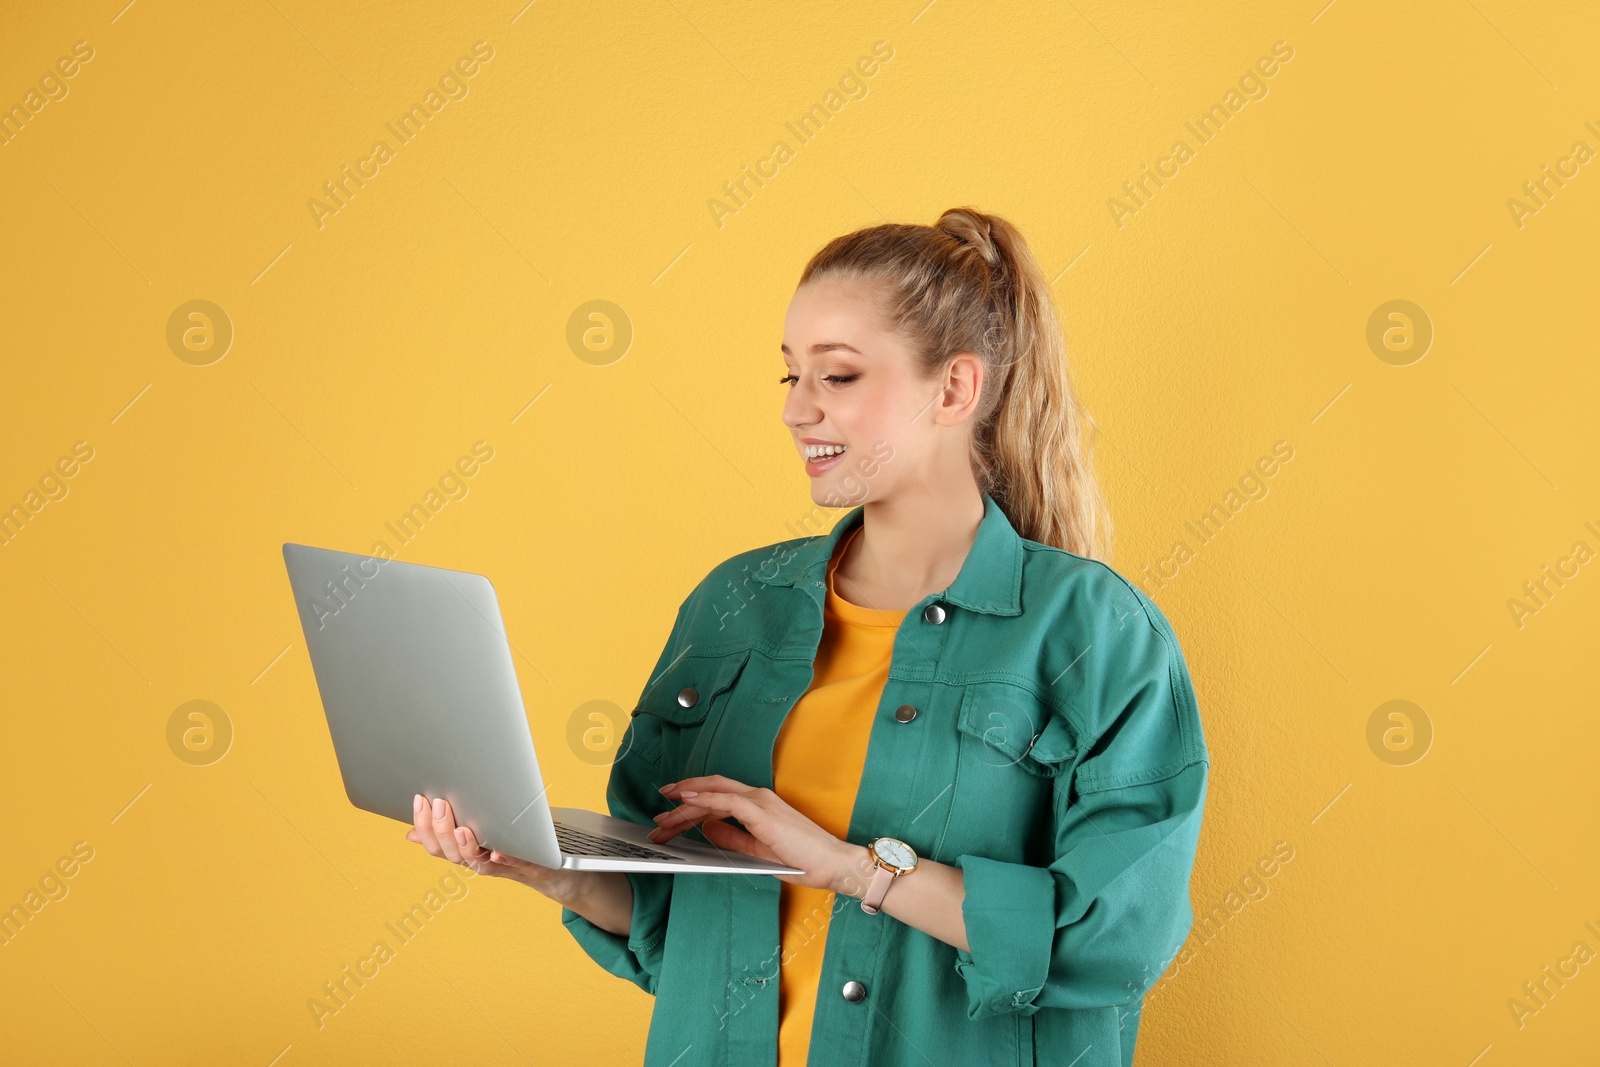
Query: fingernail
413 794 423 813
432 797 447 818
658 783 674 794
455 827 468 844
678 790 698 798
646 829 662 841
651 812 667 822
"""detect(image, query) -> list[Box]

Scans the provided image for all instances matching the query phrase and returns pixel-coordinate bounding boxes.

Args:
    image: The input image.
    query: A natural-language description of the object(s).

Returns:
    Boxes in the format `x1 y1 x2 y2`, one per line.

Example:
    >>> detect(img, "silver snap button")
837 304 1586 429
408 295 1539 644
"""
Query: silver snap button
923 603 946 625
677 687 698 708
894 704 917 723
841 979 867 1003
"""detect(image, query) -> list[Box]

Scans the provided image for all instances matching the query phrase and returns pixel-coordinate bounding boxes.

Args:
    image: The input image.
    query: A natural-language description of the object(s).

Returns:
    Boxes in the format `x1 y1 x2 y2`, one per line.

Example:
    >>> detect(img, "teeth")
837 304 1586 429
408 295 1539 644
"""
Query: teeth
805 444 848 459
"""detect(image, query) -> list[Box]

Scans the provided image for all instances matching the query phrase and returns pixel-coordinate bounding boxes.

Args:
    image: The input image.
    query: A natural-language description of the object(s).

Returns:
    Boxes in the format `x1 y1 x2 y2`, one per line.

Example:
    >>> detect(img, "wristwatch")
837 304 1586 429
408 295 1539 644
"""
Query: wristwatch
860 836 919 914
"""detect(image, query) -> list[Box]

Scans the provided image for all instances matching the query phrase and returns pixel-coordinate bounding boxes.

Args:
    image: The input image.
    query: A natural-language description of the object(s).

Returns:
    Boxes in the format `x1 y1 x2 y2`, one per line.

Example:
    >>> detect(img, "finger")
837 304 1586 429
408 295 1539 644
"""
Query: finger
652 802 712 830
485 848 541 869
455 825 517 876
650 814 730 844
431 796 466 863
454 825 536 873
650 785 744 834
665 787 774 820
699 818 779 860
661 774 753 797
650 790 766 842
413 794 446 856
667 789 767 833
454 824 491 864
434 824 539 871
450 827 489 873
648 796 742 841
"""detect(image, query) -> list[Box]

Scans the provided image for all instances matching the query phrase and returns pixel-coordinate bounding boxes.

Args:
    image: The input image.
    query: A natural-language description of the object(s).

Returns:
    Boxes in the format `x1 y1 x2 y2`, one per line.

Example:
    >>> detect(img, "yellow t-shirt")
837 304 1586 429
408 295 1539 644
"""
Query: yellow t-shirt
773 525 907 1066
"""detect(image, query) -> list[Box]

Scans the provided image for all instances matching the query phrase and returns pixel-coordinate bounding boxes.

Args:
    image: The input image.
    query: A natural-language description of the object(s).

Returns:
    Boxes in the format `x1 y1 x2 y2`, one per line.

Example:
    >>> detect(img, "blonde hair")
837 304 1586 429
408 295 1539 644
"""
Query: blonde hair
798 207 1113 561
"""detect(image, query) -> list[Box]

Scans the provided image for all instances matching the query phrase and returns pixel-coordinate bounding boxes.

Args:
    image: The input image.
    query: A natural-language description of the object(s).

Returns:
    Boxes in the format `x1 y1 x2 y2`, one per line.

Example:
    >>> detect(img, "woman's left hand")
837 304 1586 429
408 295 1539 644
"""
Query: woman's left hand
649 775 858 892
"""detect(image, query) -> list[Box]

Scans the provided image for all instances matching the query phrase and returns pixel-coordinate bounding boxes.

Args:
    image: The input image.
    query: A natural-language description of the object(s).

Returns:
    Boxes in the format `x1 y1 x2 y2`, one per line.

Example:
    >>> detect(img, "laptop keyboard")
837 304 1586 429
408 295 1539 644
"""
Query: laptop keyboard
555 822 682 862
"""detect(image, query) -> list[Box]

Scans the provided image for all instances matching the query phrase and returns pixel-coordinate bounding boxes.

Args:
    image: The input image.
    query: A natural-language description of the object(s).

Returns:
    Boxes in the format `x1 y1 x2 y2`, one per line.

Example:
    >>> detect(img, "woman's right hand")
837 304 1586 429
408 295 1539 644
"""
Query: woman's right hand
406 793 586 905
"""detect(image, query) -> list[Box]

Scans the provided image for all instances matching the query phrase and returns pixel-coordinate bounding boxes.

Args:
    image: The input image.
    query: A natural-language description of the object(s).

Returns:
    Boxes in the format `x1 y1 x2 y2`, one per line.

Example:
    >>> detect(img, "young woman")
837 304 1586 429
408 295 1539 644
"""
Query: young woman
408 207 1210 1066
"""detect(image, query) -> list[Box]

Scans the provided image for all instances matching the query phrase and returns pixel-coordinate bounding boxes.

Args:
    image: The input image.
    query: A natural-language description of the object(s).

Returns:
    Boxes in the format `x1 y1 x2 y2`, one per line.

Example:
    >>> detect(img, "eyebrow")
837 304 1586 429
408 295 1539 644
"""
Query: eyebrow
779 342 865 357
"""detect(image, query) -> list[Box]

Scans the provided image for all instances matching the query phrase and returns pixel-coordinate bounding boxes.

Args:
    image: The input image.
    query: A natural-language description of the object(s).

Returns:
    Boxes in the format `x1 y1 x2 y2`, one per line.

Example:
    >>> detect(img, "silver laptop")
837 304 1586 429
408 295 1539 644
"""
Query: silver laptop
281 542 802 876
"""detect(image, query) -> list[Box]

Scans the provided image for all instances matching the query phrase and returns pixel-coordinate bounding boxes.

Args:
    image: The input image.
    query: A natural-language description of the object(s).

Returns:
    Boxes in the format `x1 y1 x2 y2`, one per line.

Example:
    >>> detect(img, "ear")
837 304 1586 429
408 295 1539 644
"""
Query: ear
931 352 985 427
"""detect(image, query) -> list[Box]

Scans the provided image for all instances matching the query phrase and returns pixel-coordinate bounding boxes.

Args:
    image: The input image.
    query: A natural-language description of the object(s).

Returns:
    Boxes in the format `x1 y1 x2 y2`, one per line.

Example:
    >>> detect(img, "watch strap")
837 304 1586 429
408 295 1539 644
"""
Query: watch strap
860 863 895 914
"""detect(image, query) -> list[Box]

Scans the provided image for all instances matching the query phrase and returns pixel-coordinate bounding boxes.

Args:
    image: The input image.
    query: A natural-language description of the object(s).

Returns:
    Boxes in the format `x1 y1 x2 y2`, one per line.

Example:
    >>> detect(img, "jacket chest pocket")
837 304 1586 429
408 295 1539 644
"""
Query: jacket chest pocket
947 682 1077 860
628 648 751 774
956 681 1077 776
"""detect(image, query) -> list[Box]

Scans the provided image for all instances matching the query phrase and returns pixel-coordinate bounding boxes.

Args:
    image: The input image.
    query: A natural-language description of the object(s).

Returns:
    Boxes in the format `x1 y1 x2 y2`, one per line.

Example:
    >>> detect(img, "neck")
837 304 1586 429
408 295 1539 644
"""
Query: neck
846 483 986 598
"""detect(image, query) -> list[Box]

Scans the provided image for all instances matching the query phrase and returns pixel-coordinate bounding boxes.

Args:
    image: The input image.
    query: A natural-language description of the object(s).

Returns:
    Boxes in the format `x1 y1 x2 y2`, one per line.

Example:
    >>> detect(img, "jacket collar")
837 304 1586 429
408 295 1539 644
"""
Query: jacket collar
750 491 1024 616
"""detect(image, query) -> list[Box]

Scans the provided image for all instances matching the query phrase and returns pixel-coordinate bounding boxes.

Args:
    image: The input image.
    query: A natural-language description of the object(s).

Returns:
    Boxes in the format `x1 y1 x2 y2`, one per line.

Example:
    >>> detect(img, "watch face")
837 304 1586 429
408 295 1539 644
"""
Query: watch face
872 838 916 870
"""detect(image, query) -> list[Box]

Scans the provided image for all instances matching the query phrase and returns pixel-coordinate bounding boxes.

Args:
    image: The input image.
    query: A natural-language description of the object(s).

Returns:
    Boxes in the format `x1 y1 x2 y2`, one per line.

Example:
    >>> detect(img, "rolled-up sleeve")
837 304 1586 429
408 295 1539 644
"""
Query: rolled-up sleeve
951 594 1209 1019
560 867 675 995
559 594 693 996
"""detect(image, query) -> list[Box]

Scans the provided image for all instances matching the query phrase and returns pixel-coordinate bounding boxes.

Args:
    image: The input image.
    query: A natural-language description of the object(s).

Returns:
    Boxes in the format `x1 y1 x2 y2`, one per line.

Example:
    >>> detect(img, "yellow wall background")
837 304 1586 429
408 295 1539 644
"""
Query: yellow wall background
3 1 1597 1063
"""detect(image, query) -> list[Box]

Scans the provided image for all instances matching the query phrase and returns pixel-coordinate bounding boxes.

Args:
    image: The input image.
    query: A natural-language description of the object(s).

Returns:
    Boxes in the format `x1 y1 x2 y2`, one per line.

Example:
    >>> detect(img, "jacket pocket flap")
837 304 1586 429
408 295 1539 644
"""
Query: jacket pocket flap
956 682 1077 776
631 649 750 726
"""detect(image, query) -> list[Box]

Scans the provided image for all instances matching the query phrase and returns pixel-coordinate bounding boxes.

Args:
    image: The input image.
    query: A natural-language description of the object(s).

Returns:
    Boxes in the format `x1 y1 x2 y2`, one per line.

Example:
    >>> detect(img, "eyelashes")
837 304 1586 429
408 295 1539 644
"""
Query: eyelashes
779 374 860 386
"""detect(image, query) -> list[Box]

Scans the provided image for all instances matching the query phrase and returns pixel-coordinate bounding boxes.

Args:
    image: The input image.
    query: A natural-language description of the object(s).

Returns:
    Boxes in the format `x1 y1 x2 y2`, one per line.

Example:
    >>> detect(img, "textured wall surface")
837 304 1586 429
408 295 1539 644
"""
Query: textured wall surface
2 1 1597 1064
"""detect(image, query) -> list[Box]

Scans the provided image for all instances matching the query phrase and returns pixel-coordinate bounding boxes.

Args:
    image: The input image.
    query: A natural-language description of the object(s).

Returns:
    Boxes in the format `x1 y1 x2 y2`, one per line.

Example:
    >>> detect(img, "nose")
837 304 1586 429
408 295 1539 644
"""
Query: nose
782 377 821 431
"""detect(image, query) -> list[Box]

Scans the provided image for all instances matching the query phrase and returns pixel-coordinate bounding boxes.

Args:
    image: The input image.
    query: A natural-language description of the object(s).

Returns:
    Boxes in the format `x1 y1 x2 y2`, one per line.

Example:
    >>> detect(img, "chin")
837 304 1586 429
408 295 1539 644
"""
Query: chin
815 486 866 509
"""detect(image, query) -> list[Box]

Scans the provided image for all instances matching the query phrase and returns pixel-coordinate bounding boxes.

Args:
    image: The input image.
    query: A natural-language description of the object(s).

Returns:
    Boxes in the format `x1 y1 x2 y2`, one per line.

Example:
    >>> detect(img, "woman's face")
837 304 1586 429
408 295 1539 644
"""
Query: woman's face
781 277 980 508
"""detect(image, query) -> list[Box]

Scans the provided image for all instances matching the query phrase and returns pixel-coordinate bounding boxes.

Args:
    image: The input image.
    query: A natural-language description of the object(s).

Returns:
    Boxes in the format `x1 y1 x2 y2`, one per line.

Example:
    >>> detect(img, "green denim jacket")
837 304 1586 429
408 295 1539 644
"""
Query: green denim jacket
561 492 1209 1067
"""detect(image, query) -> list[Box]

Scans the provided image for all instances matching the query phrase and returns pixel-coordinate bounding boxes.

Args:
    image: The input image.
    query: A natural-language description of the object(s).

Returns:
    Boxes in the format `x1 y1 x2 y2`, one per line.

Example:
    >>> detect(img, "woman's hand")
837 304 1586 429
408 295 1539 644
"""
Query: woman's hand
405 793 584 904
649 776 860 892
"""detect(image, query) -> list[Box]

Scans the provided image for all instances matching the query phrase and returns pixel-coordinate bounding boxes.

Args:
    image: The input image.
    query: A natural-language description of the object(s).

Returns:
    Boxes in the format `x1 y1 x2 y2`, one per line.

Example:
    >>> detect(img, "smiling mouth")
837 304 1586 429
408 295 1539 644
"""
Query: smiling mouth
803 444 848 464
